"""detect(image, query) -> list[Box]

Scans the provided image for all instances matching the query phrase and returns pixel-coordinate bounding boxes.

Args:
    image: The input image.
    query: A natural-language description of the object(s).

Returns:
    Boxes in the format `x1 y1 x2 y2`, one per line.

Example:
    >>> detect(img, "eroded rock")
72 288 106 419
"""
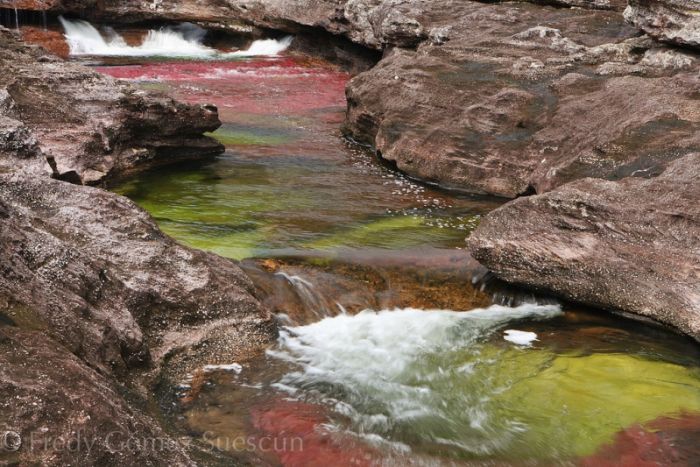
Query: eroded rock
0 327 193 466
625 0 700 49
0 24 274 465
344 1 700 197
0 173 272 375
0 27 223 185
468 153 700 340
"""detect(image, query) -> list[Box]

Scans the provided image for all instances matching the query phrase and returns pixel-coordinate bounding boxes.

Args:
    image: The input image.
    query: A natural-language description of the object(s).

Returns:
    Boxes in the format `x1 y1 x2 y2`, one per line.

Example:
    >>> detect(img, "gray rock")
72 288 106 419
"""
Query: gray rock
344 1 700 197
0 27 223 185
0 25 273 465
468 153 700 341
625 0 700 49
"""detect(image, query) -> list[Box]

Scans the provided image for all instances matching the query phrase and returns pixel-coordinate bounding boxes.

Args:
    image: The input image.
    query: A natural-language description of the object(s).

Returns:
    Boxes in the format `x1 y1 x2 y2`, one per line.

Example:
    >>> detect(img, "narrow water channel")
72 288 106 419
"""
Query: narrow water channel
77 25 700 466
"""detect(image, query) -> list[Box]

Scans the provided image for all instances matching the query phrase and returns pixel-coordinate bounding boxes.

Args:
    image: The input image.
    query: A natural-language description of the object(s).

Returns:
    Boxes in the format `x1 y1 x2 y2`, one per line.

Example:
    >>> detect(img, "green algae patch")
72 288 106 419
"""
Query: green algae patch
306 215 424 250
487 350 700 460
206 128 291 147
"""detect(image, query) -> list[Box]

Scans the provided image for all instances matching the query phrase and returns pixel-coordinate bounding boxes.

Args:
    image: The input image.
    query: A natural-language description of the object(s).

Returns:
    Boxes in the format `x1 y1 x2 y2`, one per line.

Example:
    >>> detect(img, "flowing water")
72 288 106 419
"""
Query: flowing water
70 22 700 466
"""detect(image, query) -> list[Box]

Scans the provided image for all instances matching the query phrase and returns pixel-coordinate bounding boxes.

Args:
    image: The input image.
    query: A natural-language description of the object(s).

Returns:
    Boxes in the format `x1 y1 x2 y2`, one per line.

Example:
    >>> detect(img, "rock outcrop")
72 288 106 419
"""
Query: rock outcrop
0 327 193 465
625 0 700 49
0 173 272 376
343 1 700 197
0 26 273 465
468 153 700 340
0 27 223 185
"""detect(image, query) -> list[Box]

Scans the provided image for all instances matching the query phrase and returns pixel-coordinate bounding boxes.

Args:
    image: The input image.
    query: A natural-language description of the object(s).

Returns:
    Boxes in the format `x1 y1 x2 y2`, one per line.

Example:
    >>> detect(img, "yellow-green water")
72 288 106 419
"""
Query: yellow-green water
103 57 700 465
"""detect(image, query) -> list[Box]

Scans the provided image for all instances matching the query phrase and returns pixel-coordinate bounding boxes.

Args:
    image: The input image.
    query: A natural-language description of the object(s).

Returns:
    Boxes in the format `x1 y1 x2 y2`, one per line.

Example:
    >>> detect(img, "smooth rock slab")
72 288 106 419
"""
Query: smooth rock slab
468 153 700 341
344 1 700 197
0 27 223 185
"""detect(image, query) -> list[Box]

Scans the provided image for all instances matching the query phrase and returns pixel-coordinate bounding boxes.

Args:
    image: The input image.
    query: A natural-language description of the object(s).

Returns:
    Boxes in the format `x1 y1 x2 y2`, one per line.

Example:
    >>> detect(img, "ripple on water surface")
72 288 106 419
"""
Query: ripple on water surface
100 57 700 465
185 305 700 465
106 57 501 259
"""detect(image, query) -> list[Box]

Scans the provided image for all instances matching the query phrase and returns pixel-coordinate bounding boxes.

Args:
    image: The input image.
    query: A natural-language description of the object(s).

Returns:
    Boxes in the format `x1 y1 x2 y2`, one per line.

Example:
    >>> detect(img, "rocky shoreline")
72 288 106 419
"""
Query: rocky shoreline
1 26 274 464
0 0 699 464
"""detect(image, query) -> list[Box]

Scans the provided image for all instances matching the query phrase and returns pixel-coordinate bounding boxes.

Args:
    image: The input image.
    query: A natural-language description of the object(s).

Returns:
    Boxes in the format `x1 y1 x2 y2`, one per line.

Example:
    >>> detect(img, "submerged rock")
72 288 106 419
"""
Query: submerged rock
625 0 700 49
0 27 223 185
468 153 700 341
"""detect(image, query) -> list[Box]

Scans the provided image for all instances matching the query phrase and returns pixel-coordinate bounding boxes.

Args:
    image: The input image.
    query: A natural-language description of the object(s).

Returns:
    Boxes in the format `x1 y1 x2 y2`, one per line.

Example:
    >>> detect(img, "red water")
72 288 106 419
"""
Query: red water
250 399 377 467
581 413 700 466
95 57 700 467
97 59 349 118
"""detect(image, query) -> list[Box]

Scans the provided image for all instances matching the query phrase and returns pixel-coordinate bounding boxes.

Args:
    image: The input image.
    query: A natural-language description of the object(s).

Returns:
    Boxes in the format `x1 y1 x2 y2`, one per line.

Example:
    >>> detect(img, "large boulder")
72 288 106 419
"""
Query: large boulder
343 1 700 197
468 153 700 341
0 27 223 185
625 0 700 49
0 173 272 376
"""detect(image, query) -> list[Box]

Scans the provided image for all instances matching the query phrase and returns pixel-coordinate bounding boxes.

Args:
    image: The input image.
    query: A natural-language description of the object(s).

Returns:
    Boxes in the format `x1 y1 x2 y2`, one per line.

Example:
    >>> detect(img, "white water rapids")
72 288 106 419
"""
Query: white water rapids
59 17 293 58
267 304 563 455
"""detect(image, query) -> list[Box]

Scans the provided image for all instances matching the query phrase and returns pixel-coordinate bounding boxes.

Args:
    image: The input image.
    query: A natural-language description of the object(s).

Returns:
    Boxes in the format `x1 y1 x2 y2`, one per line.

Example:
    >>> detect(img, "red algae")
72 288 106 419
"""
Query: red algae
250 399 376 467
96 59 350 116
580 413 700 467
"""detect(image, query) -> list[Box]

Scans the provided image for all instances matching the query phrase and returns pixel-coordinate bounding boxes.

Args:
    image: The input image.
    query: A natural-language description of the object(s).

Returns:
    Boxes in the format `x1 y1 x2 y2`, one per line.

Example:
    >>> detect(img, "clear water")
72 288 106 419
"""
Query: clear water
98 54 700 465
108 58 500 260
185 306 700 465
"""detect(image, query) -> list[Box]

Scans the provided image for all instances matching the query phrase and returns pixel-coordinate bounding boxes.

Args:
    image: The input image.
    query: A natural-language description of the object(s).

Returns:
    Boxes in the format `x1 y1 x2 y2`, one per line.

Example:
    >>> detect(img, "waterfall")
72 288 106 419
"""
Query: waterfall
223 36 294 57
275 272 333 319
13 2 19 33
59 16 293 58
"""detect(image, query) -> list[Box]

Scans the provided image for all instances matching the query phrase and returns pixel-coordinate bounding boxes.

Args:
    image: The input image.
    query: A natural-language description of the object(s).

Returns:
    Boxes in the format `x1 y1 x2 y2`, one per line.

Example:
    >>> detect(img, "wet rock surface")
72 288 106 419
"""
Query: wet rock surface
0 27 223 185
468 153 700 341
241 251 494 326
625 0 700 49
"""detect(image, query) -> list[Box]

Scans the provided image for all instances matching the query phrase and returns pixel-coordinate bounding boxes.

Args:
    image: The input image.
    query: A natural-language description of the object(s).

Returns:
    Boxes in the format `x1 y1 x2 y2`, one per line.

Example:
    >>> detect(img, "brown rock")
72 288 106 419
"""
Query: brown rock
468 153 700 341
625 0 700 49
0 327 193 466
0 24 274 465
525 0 627 9
0 27 223 185
0 172 271 376
344 1 700 197
18 25 70 57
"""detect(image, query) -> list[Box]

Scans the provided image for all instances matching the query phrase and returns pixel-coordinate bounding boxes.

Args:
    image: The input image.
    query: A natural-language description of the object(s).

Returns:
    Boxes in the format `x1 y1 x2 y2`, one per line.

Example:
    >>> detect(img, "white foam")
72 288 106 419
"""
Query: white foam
59 17 293 58
203 363 243 373
266 304 561 454
224 36 294 57
503 329 538 346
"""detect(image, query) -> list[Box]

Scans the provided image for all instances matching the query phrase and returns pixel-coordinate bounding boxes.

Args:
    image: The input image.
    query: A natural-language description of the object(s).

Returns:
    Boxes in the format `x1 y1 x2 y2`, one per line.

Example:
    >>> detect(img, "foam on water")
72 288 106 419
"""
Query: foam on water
59 17 293 58
267 304 562 455
263 304 700 461
224 36 294 57
503 329 538 346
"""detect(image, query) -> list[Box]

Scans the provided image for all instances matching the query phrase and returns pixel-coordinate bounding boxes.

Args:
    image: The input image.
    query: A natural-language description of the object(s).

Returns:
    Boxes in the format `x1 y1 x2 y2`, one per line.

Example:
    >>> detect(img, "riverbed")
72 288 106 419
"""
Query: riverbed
87 33 700 466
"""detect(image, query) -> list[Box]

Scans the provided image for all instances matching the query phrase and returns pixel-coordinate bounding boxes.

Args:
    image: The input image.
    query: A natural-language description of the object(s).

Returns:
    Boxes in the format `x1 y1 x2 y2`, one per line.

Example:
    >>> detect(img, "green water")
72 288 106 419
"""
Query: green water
114 144 494 260
104 57 700 465
187 306 700 464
